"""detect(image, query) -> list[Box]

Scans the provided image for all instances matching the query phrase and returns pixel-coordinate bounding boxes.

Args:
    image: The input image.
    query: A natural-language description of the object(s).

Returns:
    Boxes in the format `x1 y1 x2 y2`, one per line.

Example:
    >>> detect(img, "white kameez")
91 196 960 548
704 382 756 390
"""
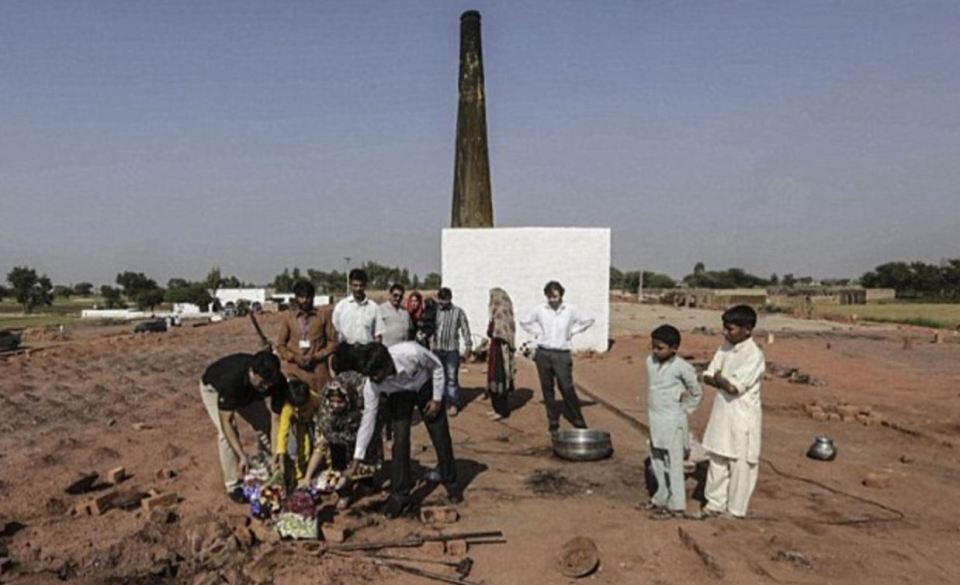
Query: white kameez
701 337 765 517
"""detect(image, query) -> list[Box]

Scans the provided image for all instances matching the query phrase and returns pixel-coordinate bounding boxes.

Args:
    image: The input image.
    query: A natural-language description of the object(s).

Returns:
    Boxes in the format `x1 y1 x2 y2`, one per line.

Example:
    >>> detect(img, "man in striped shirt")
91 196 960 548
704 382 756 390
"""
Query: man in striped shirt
432 287 472 417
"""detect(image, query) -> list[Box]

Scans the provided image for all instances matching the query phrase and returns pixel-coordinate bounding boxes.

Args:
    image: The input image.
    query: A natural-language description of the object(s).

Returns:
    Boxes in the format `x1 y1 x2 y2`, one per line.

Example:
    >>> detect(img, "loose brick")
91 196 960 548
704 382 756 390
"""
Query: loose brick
141 492 178 512
810 411 829 421
233 526 255 549
106 467 127 485
419 506 459 525
826 413 842 422
445 539 468 556
421 541 446 556
78 492 119 516
321 522 350 544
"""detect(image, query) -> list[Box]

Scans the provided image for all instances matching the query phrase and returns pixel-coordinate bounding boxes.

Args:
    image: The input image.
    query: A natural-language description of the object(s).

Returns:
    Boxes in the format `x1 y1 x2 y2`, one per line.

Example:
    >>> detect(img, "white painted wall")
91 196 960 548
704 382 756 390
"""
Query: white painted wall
441 227 610 352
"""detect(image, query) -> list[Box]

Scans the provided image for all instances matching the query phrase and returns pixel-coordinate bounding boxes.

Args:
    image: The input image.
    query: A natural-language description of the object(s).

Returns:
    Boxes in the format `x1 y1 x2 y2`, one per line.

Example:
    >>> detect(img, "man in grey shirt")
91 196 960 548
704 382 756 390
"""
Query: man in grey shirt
378 283 411 347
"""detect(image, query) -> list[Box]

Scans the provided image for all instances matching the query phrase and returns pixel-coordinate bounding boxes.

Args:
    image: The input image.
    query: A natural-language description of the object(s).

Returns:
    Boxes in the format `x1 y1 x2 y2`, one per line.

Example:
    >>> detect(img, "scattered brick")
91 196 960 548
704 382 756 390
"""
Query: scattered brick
77 492 119 516
106 467 127 485
321 522 350 544
141 492 178 512
421 541 446 556
419 506 459 525
445 539 469 556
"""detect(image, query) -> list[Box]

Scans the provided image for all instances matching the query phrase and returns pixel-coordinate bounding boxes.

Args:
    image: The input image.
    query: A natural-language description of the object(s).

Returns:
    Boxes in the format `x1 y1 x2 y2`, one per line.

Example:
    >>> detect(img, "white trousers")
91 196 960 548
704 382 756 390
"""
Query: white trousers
649 430 687 511
704 452 758 517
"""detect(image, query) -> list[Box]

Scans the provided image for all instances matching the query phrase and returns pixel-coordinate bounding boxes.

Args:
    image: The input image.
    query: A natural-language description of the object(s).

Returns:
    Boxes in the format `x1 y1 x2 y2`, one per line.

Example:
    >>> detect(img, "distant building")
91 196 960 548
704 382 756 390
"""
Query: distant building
663 288 768 309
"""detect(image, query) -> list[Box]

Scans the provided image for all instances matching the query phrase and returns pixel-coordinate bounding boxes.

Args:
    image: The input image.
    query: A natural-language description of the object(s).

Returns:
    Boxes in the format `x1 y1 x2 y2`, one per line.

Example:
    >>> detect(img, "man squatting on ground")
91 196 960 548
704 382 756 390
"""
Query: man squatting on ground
199 351 287 502
346 341 461 518
519 280 595 432
644 324 702 519
701 304 766 518
432 287 472 417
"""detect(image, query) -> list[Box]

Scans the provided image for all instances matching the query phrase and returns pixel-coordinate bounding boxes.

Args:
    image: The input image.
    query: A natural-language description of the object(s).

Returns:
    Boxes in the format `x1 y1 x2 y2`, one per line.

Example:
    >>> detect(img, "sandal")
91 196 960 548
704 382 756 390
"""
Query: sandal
635 501 660 511
649 508 682 521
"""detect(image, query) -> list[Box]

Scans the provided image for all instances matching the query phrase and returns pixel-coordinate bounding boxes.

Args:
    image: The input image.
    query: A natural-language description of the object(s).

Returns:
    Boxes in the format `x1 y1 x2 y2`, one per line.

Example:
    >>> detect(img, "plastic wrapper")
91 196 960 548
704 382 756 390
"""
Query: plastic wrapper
275 511 318 540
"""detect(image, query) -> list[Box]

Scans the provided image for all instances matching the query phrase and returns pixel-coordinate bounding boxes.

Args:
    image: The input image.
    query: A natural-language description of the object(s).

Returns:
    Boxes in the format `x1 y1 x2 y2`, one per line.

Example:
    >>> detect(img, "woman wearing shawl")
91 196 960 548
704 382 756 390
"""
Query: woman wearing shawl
486 288 516 420
301 371 365 485
406 291 435 347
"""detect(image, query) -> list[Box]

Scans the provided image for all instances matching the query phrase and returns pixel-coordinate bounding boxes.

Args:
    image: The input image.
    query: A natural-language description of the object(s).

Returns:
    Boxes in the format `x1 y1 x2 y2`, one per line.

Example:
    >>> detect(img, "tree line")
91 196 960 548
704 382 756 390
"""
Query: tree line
271 262 441 294
2 262 443 313
860 259 960 299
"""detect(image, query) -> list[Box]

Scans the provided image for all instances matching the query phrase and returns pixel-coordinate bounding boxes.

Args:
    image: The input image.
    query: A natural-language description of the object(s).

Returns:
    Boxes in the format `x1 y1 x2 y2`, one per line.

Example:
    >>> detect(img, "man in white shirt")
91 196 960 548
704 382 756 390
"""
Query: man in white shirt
378 283 412 347
519 280 595 432
332 268 384 371
346 341 461 518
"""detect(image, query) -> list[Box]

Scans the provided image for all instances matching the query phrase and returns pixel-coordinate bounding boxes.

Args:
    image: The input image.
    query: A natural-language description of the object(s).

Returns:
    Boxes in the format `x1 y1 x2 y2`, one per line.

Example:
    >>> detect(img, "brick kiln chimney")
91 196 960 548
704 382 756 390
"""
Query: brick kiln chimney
451 10 494 228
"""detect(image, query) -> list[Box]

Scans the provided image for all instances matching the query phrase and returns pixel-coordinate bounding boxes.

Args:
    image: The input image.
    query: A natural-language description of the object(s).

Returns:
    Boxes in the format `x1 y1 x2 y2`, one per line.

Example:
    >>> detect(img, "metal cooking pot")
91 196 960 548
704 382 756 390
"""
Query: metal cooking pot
806 436 837 461
551 429 613 461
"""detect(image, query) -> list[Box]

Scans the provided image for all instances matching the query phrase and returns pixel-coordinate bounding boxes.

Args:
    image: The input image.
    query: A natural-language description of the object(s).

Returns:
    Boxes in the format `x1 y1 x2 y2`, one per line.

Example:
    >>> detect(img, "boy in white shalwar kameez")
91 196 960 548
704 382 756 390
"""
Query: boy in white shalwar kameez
644 325 702 519
701 305 766 518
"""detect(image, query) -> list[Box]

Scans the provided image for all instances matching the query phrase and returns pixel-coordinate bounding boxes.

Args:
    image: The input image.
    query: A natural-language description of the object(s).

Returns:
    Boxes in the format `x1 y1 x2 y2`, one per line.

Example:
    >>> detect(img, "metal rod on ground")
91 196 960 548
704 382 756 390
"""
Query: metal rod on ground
364 552 474 575
329 531 504 552
330 551 482 585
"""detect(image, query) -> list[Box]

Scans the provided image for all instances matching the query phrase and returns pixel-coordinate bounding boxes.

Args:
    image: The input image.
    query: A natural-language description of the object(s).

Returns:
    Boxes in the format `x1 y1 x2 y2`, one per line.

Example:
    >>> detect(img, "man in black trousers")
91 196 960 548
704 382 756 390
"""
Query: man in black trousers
519 280 596 432
345 341 461 518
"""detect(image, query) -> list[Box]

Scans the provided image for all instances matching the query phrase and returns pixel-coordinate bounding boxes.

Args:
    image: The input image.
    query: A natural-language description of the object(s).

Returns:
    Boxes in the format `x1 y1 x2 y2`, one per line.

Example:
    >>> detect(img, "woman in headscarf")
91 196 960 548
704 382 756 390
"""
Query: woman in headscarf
301 371 366 486
406 291 431 347
486 287 516 420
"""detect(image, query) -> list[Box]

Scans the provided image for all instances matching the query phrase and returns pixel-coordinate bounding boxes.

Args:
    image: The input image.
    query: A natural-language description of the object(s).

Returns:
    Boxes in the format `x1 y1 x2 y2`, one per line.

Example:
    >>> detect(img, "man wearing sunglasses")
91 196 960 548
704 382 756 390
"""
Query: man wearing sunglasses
378 283 412 348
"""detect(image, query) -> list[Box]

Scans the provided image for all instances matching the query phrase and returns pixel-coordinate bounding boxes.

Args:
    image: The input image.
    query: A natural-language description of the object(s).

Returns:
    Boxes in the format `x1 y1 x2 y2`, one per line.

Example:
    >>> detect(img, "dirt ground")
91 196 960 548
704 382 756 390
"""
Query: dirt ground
1 304 959 584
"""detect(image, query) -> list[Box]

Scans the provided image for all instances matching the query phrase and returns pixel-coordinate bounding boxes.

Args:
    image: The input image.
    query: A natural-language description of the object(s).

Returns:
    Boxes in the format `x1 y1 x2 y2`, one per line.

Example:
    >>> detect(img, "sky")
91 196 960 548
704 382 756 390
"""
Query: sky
1 0 958 286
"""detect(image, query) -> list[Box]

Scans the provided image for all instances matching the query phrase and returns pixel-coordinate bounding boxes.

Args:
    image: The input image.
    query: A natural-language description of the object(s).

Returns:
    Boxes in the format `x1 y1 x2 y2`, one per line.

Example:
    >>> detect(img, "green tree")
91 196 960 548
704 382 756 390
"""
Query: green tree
642 271 676 290
7 266 54 313
0 284 7 301
610 267 625 291
73 282 94 296
205 266 223 291
53 285 73 299
165 283 214 311
116 271 158 299
424 272 442 289
272 267 296 292
769 273 779 286
781 273 797 287
99 286 125 309
167 277 189 289
136 288 166 311
221 275 242 288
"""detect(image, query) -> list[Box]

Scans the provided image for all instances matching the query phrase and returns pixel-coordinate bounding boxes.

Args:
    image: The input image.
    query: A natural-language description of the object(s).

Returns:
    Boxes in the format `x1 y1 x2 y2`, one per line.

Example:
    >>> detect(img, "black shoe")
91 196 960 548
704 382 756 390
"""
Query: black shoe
228 486 246 504
383 496 409 519
446 487 464 505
